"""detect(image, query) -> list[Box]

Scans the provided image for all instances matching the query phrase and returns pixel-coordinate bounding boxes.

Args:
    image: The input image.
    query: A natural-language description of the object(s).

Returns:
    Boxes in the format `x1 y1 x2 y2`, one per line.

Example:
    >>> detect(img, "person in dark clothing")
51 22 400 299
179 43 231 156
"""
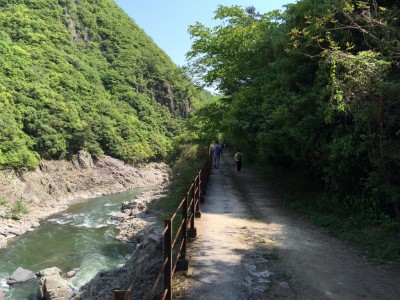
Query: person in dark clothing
213 141 222 168
234 149 243 172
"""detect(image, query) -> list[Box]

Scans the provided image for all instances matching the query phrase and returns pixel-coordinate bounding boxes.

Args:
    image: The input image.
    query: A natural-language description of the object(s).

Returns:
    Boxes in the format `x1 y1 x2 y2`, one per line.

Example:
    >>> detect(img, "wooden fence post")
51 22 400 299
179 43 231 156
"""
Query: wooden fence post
164 220 172 300
195 174 201 218
176 194 189 271
188 183 197 238
182 194 188 259
113 289 128 300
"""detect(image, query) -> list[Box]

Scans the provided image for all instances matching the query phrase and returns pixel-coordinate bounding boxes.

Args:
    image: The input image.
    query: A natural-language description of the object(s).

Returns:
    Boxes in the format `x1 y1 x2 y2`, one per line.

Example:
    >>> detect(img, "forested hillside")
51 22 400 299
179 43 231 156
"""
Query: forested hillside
0 0 204 169
187 0 400 224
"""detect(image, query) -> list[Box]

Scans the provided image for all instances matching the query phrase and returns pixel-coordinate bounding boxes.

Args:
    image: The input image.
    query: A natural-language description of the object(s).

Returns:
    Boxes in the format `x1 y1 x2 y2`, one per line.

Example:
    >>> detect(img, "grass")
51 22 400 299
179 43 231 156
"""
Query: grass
153 144 209 220
253 238 280 260
247 162 400 265
0 198 7 206
3 199 29 220
257 237 276 245
14 199 29 214
285 192 400 264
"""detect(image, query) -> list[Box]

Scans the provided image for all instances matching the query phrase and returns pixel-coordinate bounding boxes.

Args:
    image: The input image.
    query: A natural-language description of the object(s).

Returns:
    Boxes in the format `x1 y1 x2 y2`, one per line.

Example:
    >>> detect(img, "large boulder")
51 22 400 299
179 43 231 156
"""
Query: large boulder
0 236 6 249
76 150 93 169
37 267 62 278
37 267 75 300
7 267 35 285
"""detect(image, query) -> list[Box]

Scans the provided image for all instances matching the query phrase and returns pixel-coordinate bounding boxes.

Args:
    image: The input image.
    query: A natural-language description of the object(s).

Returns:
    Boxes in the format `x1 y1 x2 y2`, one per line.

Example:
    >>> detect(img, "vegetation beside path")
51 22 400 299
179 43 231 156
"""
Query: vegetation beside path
251 163 400 265
153 143 208 219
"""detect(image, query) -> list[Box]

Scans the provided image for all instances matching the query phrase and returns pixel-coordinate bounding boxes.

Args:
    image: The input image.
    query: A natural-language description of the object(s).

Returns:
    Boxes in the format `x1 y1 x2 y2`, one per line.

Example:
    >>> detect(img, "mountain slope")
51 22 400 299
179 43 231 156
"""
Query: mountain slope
0 0 202 168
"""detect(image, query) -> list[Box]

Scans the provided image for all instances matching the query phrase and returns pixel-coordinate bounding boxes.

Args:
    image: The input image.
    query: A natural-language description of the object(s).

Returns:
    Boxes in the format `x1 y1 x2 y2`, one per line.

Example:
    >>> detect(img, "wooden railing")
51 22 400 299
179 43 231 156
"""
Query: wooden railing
114 156 212 300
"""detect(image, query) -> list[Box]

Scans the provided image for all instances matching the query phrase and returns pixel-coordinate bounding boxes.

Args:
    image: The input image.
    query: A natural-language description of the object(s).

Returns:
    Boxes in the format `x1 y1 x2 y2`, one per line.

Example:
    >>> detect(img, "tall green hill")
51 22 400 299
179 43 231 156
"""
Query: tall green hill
0 0 203 169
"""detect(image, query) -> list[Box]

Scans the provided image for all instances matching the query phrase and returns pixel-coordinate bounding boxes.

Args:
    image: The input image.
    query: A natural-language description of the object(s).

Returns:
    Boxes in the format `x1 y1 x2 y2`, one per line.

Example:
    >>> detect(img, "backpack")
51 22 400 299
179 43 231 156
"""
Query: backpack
215 145 222 155
235 152 242 161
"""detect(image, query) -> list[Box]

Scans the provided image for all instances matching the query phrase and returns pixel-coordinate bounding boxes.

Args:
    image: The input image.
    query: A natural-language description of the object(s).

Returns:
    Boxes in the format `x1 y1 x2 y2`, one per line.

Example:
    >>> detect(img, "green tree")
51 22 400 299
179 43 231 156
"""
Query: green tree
187 0 400 220
0 0 205 169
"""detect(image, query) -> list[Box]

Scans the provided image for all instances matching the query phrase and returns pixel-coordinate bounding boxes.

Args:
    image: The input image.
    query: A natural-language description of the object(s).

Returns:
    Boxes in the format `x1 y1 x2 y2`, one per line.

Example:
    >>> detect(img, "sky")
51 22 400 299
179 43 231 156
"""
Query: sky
114 0 297 67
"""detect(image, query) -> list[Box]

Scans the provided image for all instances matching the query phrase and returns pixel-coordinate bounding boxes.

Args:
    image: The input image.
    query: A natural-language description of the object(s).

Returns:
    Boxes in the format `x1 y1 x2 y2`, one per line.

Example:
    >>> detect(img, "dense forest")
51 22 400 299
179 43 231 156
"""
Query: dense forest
187 0 400 224
0 0 207 169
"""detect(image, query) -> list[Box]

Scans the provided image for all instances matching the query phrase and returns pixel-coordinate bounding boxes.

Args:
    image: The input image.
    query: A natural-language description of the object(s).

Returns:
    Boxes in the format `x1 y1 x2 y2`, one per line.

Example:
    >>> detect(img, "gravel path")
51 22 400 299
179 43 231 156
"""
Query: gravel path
174 156 400 299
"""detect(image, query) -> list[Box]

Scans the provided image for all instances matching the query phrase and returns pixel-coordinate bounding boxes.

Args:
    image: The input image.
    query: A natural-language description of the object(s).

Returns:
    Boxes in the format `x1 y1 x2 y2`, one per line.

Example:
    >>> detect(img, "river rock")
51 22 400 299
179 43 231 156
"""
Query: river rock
0 288 4 300
7 227 21 236
0 236 6 249
76 150 93 169
7 267 36 285
110 212 129 220
37 267 75 300
147 233 160 243
37 267 62 277
64 270 77 278
121 201 131 211
0 206 7 218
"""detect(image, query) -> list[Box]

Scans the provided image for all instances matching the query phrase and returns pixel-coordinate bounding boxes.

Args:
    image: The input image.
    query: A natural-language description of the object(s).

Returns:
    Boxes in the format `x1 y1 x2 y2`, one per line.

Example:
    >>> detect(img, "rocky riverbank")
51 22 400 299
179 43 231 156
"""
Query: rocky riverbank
5 187 167 300
0 150 170 249
73 187 166 300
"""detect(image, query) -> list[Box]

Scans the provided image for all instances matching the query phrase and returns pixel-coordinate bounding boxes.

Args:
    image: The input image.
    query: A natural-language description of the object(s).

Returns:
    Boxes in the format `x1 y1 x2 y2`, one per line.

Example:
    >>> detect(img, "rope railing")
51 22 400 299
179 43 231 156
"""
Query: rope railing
113 155 212 300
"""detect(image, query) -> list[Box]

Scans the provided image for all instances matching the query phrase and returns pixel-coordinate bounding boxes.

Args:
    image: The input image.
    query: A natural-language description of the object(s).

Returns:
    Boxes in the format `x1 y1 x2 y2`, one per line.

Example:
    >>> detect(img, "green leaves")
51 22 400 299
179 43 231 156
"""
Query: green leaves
187 0 400 220
0 0 204 169
325 49 390 116
187 5 280 94
0 86 39 169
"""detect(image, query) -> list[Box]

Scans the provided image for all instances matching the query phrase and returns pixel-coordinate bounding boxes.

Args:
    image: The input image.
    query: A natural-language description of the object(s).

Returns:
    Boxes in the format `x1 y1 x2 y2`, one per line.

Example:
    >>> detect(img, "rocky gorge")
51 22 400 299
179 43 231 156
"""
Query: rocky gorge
0 151 171 299
0 150 170 248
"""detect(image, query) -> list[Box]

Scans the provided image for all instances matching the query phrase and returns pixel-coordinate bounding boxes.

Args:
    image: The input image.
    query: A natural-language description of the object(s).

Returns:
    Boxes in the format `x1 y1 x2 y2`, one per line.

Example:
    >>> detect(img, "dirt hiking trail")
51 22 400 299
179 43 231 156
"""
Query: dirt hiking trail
174 157 400 299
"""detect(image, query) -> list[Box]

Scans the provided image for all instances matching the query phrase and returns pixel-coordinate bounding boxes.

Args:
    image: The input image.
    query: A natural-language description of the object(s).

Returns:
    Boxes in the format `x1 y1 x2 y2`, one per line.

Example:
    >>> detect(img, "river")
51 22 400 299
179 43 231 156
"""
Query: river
0 187 152 299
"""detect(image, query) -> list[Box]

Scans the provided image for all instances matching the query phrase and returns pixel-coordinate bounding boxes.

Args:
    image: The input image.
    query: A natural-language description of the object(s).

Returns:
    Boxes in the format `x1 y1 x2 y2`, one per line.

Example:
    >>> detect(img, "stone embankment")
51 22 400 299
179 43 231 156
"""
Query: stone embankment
0 150 170 248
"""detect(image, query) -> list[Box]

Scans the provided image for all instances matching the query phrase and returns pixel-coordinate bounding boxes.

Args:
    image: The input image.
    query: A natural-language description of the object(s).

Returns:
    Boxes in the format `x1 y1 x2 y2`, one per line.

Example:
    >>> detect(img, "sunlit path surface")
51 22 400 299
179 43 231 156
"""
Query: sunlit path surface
177 157 400 299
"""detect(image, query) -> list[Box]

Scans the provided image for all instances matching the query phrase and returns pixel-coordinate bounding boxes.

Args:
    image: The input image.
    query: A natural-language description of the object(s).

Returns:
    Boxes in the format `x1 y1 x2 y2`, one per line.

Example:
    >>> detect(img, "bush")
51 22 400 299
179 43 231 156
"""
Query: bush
4 199 29 220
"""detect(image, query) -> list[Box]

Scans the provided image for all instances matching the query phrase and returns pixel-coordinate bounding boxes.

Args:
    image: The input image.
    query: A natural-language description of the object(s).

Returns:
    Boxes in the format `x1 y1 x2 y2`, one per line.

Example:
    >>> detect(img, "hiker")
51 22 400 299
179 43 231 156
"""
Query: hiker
234 148 243 172
223 141 229 154
209 142 215 159
213 141 222 169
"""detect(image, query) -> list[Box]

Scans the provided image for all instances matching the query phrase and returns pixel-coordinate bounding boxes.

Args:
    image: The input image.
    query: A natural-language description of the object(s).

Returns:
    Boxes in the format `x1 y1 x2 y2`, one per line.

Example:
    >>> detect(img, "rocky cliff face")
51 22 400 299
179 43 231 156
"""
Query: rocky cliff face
0 151 170 248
